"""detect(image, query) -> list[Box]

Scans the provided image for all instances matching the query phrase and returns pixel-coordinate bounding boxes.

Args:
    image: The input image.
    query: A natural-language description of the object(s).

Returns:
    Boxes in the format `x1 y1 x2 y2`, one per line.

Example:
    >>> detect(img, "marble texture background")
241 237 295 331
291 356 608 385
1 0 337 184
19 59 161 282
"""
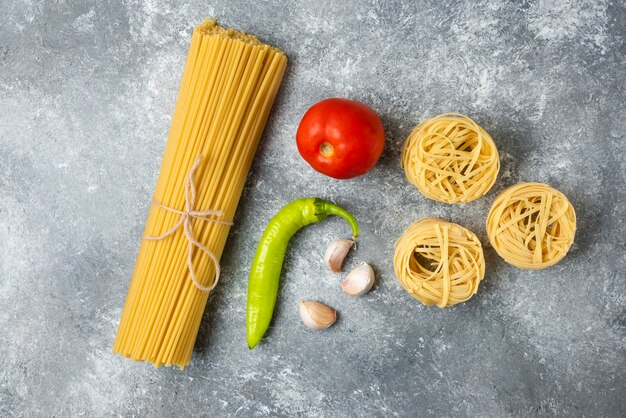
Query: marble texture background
1 0 625 416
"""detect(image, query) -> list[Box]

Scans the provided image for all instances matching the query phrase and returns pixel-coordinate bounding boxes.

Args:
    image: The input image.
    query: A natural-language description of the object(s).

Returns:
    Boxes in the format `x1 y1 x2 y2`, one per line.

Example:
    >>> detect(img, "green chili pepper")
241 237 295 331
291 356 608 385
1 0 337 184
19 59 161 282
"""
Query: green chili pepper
246 197 360 349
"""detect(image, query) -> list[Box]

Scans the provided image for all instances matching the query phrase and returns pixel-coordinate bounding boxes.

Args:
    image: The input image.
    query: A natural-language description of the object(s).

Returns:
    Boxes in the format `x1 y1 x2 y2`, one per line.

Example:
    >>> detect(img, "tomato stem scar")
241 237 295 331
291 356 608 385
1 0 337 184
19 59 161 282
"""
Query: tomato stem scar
320 142 334 157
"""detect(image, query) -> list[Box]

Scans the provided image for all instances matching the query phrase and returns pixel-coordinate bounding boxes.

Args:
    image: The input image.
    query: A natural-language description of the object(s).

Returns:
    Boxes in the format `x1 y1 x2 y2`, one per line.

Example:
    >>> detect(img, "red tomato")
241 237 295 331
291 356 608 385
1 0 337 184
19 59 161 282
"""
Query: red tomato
296 98 385 179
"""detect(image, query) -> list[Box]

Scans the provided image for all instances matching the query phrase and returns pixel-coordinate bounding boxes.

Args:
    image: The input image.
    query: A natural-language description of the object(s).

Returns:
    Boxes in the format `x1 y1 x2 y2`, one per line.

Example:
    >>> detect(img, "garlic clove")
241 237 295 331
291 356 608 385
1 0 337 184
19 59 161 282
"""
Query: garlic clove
324 238 354 273
299 300 337 330
341 263 375 296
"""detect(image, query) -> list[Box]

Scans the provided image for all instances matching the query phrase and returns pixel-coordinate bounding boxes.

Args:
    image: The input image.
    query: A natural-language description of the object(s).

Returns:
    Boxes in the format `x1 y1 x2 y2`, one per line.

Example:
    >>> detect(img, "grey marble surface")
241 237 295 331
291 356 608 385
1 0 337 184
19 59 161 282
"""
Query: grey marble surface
1 0 625 416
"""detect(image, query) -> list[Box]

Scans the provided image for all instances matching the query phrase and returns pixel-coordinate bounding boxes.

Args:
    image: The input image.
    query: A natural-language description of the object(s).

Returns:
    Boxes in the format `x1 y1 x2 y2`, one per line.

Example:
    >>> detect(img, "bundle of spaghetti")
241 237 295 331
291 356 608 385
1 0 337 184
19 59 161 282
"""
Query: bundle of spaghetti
394 218 485 308
486 182 576 270
113 18 287 369
401 113 499 204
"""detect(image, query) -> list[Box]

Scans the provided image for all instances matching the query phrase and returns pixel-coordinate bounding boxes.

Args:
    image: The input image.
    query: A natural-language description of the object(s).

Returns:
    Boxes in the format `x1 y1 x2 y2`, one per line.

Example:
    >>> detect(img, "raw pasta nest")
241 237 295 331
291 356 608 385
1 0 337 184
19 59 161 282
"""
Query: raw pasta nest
401 113 500 204
394 218 485 308
486 182 576 270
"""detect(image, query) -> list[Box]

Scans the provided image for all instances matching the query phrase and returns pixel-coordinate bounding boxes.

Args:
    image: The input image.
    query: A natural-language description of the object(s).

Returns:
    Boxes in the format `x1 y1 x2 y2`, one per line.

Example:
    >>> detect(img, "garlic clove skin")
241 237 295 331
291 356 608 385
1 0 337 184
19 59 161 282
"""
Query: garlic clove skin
299 300 337 330
341 263 375 296
324 238 354 273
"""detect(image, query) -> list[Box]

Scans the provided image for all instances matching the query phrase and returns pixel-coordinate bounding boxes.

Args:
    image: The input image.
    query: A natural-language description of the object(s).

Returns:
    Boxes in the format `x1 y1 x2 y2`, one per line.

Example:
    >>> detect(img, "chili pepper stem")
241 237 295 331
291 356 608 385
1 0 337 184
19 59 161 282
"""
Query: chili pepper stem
316 199 360 239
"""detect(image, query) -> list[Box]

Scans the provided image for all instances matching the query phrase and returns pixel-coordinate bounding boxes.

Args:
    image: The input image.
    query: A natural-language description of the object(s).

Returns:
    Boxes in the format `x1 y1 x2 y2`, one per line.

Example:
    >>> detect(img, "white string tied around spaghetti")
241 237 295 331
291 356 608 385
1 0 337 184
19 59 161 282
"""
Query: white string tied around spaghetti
144 155 233 292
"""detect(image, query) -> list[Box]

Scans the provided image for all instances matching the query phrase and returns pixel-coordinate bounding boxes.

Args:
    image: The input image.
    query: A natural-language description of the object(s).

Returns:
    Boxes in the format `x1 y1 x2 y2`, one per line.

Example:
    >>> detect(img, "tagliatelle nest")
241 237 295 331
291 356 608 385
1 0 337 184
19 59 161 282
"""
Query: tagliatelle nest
394 218 485 308
401 113 500 204
486 182 576 270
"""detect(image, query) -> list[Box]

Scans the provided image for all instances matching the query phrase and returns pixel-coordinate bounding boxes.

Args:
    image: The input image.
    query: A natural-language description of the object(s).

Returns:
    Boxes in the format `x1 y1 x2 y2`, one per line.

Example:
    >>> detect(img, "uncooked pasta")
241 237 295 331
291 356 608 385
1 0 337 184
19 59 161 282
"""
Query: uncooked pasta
401 113 500 204
486 182 576 270
394 218 485 308
113 18 287 369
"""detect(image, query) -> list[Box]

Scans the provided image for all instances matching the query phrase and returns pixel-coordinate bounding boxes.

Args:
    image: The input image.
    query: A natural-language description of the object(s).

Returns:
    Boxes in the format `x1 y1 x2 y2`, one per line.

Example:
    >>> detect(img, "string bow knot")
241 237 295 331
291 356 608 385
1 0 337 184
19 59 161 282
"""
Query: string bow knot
145 156 232 292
